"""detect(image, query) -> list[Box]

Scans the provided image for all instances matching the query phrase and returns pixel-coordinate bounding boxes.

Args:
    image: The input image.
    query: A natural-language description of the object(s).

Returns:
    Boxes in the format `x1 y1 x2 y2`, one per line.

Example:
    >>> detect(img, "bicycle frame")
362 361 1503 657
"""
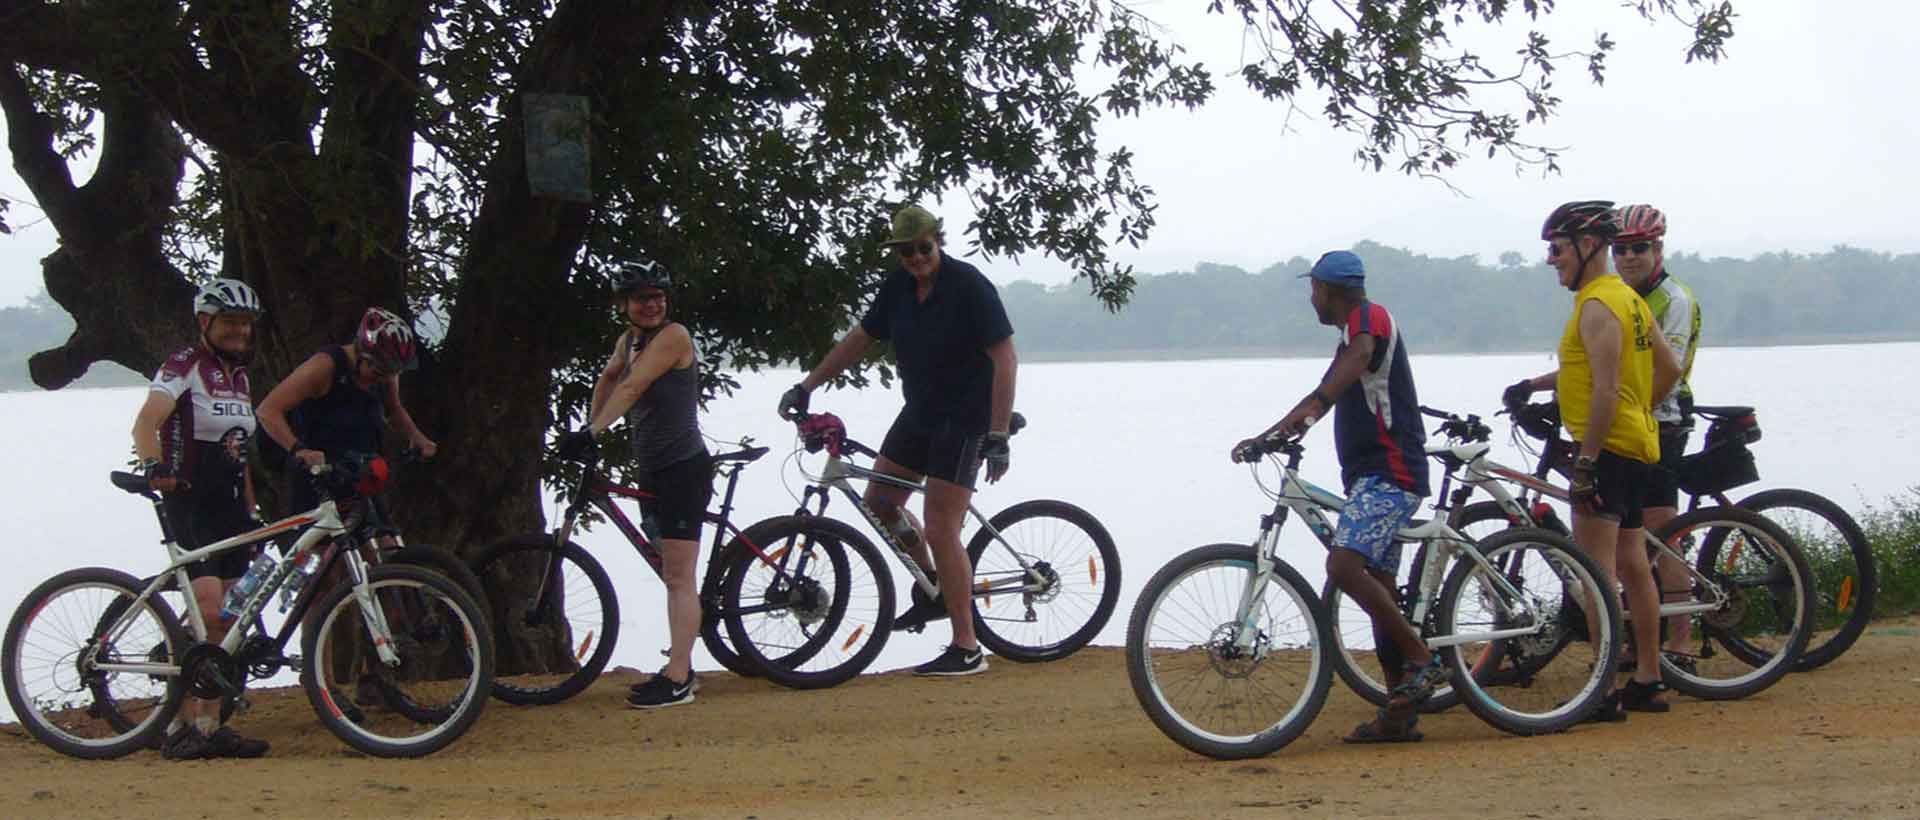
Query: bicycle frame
1233 444 1555 654
1427 431 1733 620
793 435 1048 603
90 489 398 683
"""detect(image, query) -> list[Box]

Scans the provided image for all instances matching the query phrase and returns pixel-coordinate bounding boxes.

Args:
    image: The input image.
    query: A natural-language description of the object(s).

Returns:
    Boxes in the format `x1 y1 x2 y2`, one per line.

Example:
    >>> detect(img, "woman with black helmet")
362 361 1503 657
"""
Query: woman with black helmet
557 258 711 709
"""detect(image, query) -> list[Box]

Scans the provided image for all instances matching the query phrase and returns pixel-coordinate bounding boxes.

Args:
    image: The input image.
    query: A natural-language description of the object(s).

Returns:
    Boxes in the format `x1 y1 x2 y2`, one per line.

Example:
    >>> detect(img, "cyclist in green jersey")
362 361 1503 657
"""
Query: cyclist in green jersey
1612 204 1703 660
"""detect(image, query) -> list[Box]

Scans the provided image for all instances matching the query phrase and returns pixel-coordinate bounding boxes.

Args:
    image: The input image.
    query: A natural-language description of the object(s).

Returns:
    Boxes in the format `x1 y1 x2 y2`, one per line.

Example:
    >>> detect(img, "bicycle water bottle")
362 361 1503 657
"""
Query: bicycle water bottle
277 551 318 613
221 554 278 619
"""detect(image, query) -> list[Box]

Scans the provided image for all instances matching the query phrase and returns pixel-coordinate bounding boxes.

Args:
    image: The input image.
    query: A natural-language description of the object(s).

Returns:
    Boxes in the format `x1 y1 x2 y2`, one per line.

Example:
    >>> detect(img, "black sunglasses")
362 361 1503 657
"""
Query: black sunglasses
893 240 935 259
1611 241 1656 256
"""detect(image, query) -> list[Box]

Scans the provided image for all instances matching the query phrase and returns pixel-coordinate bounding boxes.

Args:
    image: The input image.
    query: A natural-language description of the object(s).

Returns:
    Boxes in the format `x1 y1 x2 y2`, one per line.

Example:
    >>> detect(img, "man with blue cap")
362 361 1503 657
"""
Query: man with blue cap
1232 249 1439 743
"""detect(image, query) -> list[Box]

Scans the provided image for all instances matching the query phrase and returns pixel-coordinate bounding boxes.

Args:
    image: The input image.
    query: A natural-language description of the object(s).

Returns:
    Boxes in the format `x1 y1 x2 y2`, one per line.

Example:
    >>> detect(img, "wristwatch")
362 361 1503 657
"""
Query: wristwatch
1572 455 1598 472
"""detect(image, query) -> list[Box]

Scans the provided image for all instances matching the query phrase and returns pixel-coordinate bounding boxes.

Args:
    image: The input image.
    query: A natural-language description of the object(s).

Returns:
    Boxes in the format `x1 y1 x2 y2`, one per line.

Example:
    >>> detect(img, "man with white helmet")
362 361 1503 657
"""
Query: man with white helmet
130 278 272 759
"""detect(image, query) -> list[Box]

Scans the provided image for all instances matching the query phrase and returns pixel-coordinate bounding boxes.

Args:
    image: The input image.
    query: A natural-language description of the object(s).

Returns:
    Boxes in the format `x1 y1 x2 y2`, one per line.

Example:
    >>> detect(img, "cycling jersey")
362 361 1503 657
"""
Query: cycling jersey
1637 270 1701 424
1556 275 1660 463
1330 302 1429 497
150 345 254 500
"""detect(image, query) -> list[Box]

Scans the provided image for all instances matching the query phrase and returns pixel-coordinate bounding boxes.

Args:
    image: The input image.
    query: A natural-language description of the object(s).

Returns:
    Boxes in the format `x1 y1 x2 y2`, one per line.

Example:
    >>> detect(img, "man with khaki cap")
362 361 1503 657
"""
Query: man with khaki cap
780 205 1018 676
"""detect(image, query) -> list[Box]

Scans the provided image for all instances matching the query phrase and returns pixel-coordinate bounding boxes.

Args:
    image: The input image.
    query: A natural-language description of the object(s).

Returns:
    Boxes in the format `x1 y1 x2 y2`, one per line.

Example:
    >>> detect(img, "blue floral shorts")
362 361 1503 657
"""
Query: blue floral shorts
1333 475 1424 574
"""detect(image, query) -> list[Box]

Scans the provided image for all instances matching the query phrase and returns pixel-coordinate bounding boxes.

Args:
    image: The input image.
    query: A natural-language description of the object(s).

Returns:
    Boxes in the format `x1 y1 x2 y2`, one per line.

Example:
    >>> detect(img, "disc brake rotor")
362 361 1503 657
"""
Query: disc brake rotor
1203 622 1270 679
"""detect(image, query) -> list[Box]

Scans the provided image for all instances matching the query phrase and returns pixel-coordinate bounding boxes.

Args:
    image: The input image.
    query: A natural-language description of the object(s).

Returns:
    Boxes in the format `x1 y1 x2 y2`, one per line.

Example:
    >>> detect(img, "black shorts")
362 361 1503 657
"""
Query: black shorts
163 495 257 581
1643 424 1693 510
878 413 984 490
1587 449 1653 530
637 452 713 542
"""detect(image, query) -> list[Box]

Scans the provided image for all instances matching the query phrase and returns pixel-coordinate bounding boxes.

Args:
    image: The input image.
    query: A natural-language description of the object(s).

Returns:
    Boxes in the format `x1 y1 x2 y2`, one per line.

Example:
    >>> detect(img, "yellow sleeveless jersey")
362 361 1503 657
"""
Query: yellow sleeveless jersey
1556 274 1660 463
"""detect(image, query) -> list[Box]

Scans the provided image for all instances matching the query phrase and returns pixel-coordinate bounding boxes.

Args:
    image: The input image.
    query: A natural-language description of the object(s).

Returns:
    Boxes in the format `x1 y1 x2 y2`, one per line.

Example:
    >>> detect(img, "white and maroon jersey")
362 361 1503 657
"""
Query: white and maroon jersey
151 345 254 495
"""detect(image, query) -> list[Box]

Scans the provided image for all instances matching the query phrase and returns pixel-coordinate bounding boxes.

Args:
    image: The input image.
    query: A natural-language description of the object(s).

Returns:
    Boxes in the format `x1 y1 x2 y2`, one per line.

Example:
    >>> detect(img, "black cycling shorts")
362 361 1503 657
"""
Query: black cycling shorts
1585 449 1653 530
1643 424 1693 510
878 412 984 491
638 451 713 542
163 494 257 581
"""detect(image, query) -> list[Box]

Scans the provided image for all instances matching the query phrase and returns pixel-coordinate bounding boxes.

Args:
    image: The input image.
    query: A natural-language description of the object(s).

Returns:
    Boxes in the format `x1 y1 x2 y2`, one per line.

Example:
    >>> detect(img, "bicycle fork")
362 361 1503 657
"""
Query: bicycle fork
344 551 402 667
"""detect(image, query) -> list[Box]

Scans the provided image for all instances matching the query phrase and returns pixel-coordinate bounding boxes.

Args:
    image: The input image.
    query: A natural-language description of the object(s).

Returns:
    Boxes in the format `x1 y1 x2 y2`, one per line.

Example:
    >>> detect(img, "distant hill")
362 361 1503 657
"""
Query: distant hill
998 241 1920 359
7 242 1917 391
0 294 144 391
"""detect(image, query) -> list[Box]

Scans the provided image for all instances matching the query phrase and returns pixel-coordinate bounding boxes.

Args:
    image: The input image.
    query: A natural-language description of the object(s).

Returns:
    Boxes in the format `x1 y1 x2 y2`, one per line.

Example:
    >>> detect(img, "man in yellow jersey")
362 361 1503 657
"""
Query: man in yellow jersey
1504 200 1682 720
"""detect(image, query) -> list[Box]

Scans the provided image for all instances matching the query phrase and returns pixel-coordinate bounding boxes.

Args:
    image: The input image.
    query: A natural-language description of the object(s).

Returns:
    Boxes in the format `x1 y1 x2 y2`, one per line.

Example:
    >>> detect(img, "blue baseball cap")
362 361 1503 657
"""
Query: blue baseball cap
1299 250 1365 287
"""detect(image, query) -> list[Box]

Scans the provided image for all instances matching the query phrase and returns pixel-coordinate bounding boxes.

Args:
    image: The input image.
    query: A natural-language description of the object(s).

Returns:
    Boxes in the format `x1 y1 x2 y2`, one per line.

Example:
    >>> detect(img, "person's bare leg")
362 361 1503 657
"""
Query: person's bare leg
1615 527 1666 691
923 479 978 649
1643 506 1694 653
658 539 700 683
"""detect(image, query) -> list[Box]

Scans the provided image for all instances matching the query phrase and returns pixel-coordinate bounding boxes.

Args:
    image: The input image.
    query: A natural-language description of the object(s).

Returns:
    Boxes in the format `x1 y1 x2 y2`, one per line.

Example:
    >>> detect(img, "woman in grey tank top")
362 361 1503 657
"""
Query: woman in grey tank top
572 258 712 709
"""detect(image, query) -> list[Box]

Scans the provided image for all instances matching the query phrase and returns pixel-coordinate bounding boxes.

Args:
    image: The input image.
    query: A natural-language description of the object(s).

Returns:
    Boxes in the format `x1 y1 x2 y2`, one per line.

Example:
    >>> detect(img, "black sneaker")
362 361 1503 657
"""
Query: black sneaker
913 644 987 677
892 582 950 633
630 669 700 696
206 726 270 759
626 673 696 709
160 725 214 761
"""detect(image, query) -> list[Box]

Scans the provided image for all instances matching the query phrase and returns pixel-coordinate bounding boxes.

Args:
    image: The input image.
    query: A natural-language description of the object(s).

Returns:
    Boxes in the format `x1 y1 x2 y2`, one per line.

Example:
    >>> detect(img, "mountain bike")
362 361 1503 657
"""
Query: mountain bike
1387 404 1815 704
724 409 1121 690
1455 400 1873 672
472 441 859 704
1127 433 1621 760
3 456 493 759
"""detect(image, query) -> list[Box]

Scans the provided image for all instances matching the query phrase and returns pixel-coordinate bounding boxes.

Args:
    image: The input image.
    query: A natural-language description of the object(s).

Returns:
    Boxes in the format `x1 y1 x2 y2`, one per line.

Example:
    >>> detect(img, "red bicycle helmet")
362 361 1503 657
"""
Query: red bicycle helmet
354 307 418 374
1613 204 1667 243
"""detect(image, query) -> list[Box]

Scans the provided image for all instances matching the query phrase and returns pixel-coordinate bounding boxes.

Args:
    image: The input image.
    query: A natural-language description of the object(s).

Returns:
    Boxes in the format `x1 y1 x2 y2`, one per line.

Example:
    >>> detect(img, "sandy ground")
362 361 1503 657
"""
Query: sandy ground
4 618 1918 820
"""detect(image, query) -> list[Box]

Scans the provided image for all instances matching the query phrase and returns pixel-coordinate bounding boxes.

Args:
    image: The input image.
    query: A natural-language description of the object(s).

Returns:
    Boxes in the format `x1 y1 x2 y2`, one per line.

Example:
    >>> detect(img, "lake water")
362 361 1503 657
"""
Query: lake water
4 342 1915 721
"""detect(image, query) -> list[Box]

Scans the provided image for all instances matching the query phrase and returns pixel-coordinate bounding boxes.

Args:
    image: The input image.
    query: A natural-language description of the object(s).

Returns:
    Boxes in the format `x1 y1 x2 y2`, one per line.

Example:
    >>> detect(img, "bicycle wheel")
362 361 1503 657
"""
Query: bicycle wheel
1320 545 1459 714
1125 544 1332 760
303 564 492 758
966 499 1121 663
699 543 765 679
471 535 617 706
1737 488 1875 671
722 515 894 690
3 568 188 759
1436 527 1620 736
388 545 491 627
1655 506 1814 700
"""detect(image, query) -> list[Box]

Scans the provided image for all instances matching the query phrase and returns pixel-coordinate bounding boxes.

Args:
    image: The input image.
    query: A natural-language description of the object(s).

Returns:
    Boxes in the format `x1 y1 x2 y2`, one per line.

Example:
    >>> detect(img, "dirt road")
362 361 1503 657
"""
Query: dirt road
5 619 1918 819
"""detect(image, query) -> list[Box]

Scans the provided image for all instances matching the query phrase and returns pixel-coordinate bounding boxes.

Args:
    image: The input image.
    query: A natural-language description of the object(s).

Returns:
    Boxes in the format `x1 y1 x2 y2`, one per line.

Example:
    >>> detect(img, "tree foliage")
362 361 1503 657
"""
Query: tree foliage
0 0 1736 555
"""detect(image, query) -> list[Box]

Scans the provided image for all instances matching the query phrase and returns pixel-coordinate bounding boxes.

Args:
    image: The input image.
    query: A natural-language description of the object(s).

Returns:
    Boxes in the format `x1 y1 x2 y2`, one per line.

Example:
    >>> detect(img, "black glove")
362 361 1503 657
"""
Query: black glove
1502 379 1535 410
981 432 1010 482
1230 437 1264 464
1568 456 1603 511
557 429 598 460
778 383 811 420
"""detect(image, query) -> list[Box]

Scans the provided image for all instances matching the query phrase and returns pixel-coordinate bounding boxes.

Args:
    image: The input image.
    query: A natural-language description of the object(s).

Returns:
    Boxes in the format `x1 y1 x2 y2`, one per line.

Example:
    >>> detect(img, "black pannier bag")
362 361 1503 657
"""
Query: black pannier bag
1676 413 1762 496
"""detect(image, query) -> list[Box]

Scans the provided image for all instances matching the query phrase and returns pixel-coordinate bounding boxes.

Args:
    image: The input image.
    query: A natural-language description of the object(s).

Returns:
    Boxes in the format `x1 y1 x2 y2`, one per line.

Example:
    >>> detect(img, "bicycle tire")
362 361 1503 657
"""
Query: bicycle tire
4 568 188 759
471 535 618 706
699 541 764 679
303 564 492 757
87 574 250 738
1656 506 1814 700
388 545 491 627
721 515 894 690
965 499 1121 663
1125 544 1332 760
1736 488 1876 671
1437 527 1621 736
1320 543 1461 714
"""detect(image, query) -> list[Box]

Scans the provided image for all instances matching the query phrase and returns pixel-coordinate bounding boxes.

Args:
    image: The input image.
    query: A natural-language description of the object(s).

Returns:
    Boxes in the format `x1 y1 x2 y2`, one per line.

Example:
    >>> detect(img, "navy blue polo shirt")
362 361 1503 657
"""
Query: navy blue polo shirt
859 255 1014 432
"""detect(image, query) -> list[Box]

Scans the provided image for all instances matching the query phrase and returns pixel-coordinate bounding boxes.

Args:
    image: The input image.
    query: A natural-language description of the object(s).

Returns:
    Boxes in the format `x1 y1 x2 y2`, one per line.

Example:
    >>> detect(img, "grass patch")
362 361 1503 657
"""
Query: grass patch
1858 487 1920 620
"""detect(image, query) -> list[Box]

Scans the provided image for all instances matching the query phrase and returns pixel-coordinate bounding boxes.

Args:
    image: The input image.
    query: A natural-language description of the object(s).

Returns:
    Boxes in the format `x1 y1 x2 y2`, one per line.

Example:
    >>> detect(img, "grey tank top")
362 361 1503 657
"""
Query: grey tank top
617 328 706 472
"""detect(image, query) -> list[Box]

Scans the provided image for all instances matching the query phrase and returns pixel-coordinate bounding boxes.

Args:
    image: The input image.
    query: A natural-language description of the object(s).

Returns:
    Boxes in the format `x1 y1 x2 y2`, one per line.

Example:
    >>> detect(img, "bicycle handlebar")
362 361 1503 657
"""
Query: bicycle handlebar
1419 405 1493 443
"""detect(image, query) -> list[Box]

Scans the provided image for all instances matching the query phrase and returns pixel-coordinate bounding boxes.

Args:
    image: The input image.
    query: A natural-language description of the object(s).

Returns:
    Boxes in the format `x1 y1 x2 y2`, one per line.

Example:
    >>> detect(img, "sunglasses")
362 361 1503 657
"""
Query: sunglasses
893 240 935 259
628 290 668 304
1611 241 1656 257
1546 241 1571 259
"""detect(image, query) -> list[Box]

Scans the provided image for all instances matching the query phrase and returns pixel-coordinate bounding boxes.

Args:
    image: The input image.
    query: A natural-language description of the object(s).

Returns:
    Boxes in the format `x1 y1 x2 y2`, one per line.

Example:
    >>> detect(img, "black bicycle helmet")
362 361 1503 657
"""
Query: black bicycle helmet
611 258 672 294
1540 200 1619 240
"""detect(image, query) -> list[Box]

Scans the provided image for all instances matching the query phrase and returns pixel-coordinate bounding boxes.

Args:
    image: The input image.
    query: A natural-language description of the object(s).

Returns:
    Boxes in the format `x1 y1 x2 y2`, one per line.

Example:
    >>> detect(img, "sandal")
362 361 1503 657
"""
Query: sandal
1618 678 1671 713
1583 692 1627 724
1343 710 1422 744
1388 657 1451 709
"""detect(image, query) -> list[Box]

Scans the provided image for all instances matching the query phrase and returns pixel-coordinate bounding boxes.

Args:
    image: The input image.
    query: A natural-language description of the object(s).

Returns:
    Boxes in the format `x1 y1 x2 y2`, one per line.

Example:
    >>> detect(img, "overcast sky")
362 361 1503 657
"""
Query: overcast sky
2 0 1914 304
